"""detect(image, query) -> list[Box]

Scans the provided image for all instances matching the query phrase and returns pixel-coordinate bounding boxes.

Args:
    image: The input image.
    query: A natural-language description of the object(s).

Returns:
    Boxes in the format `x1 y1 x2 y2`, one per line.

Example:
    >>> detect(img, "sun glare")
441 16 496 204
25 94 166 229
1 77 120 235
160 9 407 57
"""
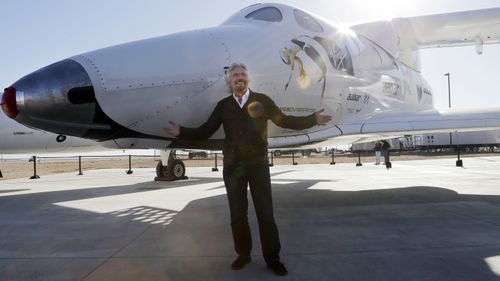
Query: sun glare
336 24 357 36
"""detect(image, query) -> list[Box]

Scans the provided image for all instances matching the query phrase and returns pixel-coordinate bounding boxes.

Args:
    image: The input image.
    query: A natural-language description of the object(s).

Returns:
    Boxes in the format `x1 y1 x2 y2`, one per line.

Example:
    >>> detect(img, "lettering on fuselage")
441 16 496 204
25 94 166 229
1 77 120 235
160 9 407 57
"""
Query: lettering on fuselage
280 106 316 113
13 131 34 135
363 94 370 104
347 108 362 114
347 93 362 102
383 82 400 95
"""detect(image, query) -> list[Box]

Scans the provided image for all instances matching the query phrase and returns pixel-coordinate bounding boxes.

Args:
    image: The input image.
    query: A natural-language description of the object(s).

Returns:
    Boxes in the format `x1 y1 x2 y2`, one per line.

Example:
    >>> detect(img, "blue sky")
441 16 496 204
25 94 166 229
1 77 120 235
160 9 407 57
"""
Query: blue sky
1 0 500 111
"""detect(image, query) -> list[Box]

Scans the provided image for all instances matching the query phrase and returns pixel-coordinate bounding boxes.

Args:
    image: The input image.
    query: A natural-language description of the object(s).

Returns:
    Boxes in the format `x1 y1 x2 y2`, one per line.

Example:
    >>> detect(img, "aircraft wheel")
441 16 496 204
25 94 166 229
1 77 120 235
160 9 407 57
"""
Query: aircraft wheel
169 159 186 179
156 160 186 180
156 161 169 178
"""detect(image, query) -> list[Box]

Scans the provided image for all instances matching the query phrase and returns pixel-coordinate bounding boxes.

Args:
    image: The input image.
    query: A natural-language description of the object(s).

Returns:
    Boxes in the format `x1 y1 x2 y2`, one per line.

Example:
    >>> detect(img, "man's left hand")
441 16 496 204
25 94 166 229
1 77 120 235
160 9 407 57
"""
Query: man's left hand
315 109 332 125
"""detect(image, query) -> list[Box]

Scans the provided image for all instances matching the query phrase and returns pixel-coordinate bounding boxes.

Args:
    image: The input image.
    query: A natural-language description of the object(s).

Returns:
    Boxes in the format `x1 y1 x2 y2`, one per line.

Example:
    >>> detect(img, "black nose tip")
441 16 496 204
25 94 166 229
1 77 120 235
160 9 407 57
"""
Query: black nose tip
10 59 99 137
1 86 18 119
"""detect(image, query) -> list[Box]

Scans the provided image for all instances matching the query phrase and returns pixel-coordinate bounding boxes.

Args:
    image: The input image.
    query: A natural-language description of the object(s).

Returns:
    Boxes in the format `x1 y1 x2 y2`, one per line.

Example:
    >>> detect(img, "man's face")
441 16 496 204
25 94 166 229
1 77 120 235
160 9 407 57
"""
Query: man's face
229 67 249 93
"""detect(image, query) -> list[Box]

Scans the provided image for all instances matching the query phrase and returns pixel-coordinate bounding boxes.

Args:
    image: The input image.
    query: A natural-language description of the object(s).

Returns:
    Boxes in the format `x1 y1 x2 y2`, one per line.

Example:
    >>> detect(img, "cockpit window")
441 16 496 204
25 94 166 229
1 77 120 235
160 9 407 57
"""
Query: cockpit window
293 9 324 32
245 7 283 22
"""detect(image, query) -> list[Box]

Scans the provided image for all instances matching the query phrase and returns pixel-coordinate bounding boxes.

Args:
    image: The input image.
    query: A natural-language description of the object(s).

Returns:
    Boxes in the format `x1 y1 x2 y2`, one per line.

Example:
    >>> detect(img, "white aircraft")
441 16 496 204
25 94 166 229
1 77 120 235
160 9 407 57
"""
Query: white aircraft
0 113 102 155
3 3 500 180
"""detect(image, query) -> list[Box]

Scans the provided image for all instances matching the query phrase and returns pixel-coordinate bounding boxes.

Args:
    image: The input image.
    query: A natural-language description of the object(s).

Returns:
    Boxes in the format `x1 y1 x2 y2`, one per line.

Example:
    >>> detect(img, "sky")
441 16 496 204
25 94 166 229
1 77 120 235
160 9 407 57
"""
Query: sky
1 0 500 111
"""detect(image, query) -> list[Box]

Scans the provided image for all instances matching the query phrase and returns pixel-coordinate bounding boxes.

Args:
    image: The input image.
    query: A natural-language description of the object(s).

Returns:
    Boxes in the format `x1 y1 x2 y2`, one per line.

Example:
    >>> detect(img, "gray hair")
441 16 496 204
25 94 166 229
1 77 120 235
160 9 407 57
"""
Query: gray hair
225 63 249 92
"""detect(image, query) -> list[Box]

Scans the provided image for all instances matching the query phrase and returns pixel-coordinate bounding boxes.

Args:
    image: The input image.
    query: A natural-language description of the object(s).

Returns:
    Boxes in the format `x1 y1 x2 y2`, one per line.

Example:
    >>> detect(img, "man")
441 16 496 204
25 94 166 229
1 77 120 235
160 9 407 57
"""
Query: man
164 63 331 276
374 141 382 165
381 139 391 169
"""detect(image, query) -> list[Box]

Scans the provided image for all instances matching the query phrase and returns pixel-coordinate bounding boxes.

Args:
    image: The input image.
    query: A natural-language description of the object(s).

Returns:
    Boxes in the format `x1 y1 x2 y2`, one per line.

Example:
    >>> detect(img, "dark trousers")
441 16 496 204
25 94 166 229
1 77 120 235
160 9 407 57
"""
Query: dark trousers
383 149 390 164
223 163 281 265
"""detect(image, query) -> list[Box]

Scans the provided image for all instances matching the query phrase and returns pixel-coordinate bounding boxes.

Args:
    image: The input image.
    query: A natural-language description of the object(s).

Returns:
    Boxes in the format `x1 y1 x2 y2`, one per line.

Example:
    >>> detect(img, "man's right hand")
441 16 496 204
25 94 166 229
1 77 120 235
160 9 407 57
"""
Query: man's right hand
163 121 180 137
315 109 332 125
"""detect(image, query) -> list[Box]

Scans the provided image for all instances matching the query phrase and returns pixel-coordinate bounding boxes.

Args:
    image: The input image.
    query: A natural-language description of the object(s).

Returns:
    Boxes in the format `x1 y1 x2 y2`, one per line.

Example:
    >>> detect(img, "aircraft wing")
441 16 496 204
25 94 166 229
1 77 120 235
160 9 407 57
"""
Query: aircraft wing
345 108 500 136
280 108 500 148
351 7 500 69
395 8 500 50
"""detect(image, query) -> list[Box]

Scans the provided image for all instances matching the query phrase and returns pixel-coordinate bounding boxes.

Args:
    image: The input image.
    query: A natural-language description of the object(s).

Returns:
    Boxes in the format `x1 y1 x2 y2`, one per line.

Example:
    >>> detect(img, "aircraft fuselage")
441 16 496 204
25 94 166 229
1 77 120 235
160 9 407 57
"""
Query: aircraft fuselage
2 3 435 150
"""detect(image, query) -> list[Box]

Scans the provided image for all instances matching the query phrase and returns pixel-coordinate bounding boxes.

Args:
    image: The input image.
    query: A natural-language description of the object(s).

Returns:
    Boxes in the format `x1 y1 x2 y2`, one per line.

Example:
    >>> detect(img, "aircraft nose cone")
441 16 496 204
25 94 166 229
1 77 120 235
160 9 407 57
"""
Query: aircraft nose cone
10 59 100 137
1 86 18 119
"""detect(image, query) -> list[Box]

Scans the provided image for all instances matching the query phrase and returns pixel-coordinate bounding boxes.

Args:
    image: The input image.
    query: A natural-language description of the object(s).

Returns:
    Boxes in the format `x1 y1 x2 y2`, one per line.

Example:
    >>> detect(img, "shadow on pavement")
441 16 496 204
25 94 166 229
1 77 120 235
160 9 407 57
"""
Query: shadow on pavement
0 174 500 281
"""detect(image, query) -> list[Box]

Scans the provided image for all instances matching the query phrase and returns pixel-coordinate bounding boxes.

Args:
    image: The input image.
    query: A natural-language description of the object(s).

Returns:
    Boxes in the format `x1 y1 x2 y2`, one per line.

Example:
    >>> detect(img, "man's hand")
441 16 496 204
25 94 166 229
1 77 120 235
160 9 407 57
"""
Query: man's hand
315 109 332 125
163 121 180 137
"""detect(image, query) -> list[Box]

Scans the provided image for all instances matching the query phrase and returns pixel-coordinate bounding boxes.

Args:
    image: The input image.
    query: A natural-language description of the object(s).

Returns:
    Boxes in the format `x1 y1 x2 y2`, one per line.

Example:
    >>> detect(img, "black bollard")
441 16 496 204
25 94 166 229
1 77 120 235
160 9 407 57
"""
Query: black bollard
292 151 298 165
269 151 274 167
212 152 219 172
356 152 363 167
330 149 336 165
0 169 3 178
456 145 463 167
30 156 40 179
126 155 133 174
78 156 83 175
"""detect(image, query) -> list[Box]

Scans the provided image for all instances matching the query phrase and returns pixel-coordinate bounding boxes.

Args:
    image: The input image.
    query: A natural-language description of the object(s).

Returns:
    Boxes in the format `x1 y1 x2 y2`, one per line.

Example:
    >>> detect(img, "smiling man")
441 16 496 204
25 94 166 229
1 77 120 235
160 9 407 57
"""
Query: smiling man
165 62 331 276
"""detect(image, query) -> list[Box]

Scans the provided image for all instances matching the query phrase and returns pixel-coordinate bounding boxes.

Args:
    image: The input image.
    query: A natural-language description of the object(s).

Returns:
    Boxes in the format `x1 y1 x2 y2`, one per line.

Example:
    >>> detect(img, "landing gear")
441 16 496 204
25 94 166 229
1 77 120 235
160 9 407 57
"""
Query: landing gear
155 150 188 181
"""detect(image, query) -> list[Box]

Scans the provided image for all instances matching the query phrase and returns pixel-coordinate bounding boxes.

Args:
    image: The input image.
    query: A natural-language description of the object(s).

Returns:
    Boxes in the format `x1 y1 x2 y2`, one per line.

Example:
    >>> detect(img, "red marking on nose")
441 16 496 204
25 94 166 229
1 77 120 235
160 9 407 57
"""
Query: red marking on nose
1 87 18 119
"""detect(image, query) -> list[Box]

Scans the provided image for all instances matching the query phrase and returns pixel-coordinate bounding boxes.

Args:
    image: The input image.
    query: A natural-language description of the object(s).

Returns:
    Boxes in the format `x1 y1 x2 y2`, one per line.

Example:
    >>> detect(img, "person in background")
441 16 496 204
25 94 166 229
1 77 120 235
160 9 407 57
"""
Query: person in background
381 139 391 169
374 141 382 165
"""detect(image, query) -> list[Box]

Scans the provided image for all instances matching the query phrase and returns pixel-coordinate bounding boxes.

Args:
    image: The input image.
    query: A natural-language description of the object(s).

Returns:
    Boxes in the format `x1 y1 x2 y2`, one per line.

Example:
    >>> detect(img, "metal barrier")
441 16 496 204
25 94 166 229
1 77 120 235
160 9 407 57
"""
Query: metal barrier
16 151 322 179
23 154 161 179
17 152 227 179
4 149 486 180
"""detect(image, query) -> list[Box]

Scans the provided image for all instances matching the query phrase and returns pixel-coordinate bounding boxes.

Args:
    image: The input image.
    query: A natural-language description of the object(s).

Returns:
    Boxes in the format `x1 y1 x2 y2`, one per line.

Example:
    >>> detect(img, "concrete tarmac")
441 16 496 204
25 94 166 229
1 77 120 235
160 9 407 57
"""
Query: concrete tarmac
1 156 500 281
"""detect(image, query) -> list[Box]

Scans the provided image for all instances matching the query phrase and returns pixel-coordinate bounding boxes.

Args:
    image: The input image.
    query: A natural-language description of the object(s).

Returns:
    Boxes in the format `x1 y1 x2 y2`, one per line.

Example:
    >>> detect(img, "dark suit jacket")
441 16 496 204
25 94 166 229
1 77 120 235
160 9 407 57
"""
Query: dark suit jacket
179 90 317 165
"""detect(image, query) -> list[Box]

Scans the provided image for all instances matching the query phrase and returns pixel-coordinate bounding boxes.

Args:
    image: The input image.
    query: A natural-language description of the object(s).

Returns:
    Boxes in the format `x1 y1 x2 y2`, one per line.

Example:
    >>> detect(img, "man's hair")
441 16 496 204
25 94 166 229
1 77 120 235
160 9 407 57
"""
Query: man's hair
225 63 249 92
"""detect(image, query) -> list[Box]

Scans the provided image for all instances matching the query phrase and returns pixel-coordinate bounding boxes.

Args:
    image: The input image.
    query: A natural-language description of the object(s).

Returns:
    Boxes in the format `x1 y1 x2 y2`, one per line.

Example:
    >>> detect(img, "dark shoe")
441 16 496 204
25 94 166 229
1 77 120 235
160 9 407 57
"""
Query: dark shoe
267 261 288 276
231 256 251 270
